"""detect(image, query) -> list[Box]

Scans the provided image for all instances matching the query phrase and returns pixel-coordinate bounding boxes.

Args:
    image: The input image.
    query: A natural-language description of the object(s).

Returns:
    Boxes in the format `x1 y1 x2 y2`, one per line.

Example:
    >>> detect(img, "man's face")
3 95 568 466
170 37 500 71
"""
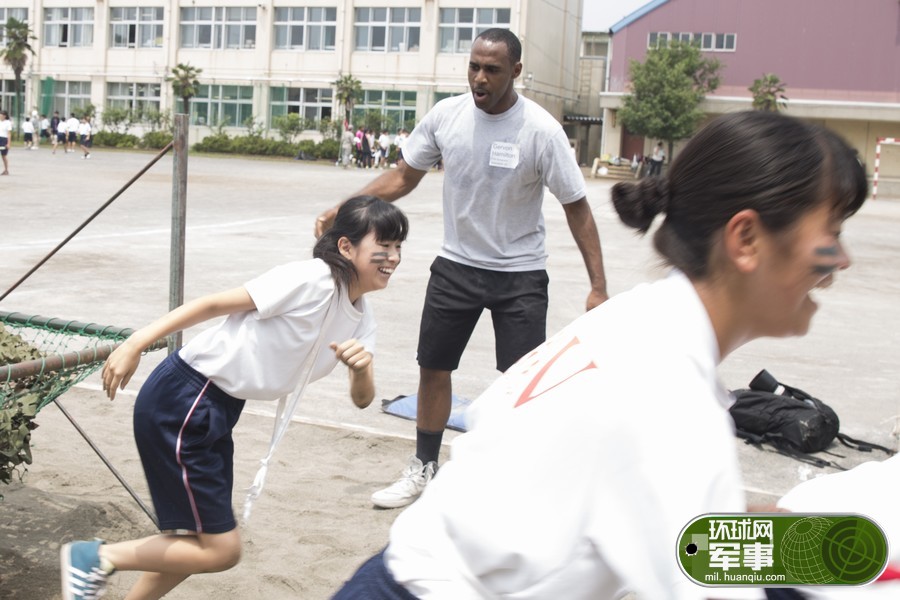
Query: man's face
467 38 522 115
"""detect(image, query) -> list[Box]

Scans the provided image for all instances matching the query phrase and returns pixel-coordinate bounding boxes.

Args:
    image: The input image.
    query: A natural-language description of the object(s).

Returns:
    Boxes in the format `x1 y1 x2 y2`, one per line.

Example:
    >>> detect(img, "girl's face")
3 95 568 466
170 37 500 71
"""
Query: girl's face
753 202 850 338
341 231 402 298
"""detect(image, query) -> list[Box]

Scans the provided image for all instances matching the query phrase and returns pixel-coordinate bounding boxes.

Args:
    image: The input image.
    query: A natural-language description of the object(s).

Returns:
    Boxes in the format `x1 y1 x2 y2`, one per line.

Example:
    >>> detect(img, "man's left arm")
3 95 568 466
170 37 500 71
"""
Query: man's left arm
562 198 609 311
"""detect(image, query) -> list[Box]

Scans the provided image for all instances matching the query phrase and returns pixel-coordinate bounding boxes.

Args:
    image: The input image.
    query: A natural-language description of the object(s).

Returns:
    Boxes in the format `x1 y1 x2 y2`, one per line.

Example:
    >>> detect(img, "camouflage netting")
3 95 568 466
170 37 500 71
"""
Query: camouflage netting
0 312 164 488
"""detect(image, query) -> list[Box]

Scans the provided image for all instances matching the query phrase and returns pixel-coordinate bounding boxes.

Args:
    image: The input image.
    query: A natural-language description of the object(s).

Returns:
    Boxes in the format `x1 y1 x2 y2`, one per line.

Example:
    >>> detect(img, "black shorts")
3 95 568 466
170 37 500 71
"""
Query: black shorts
332 549 418 600
40 130 50 139
56 132 65 143
0 137 7 156
80 135 92 148
23 133 33 142
134 352 245 534
67 131 77 143
417 256 549 372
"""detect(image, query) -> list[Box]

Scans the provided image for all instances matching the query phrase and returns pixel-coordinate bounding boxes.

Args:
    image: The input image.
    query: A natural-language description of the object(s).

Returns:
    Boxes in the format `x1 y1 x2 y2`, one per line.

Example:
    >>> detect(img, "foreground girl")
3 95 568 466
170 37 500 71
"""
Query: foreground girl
333 111 868 599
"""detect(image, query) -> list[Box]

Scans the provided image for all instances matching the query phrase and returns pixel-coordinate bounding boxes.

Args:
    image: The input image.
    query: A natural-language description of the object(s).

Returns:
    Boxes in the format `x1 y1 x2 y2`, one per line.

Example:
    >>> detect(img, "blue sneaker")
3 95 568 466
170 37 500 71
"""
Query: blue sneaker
60 540 112 599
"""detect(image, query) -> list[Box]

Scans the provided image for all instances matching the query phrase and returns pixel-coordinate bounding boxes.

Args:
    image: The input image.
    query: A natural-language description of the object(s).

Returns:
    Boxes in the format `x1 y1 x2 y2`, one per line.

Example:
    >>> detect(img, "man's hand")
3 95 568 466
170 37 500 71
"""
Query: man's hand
586 288 609 312
315 206 339 238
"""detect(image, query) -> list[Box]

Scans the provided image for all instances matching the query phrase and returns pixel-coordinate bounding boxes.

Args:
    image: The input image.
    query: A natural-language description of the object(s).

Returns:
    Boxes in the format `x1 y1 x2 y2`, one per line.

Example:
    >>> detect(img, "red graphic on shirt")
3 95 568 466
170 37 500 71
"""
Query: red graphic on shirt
515 336 597 407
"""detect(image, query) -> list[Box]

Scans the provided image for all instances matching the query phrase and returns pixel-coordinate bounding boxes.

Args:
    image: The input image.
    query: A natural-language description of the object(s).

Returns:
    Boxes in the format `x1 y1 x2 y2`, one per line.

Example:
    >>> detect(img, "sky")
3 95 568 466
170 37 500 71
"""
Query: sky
583 0 653 32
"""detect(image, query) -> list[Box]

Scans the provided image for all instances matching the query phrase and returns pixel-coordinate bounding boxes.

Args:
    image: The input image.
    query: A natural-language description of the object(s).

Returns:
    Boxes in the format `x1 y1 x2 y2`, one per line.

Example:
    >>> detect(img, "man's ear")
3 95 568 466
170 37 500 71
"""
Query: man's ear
512 61 523 79
723 209 763 274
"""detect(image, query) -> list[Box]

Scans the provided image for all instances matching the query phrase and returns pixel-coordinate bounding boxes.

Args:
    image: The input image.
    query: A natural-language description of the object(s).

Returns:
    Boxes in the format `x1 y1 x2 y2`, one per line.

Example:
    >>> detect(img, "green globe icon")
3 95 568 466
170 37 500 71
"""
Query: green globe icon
781 517 835 584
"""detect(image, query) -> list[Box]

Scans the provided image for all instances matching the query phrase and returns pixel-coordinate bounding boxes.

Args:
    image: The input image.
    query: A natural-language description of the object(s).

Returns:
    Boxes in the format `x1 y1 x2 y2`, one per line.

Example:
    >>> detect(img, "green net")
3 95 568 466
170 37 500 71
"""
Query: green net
0 311 166 485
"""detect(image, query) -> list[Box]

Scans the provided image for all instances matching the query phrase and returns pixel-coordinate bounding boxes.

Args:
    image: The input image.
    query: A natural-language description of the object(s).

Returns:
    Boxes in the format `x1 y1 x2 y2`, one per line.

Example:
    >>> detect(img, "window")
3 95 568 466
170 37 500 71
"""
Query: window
107 82 162 116
180 7 257 49
582 38 607 58
352 90 417 132
439 8 510 53
44 7 94 48
653 31 736 52
52 81 92 117
273 7 336 50
190 84 253 126
0 79 25 115
110 7 164 48
355 7 420 52
0 8 28 45
270 87 333 123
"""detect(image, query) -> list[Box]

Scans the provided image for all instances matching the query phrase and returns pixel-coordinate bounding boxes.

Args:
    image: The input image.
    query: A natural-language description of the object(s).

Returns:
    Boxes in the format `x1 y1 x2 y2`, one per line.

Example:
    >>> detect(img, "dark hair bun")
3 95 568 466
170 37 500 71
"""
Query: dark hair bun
611 176 669 233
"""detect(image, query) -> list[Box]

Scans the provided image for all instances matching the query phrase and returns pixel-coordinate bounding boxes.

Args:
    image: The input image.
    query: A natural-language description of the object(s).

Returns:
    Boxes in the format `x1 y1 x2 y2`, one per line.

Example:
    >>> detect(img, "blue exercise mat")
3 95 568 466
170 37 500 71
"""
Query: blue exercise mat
381 393 472 432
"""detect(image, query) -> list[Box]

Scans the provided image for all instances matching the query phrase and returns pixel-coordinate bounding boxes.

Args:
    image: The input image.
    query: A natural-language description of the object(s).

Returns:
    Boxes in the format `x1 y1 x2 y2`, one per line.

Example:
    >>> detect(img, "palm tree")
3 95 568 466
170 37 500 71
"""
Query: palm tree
0 18 36 133
333 74 362 127
167 63 203 115
749 74 788 112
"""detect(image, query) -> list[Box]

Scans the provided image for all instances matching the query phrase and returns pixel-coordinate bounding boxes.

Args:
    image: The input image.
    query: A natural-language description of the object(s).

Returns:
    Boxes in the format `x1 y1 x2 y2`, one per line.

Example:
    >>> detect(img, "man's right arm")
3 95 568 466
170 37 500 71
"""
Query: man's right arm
314 160 428 237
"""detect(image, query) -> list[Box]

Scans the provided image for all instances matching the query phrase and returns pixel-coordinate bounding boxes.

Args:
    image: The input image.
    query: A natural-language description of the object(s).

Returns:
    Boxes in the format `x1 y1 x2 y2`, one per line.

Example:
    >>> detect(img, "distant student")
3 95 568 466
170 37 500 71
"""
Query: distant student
39 115 50 147
22 118 35 149
0 110 11 174
66 113 80 152
78 117 92 159
54 117 66 154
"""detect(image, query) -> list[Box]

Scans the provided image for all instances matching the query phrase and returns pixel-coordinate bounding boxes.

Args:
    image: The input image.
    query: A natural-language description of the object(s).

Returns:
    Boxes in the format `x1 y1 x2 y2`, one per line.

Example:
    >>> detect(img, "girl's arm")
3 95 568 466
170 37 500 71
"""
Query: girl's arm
330 339 375 408
102 286 256 400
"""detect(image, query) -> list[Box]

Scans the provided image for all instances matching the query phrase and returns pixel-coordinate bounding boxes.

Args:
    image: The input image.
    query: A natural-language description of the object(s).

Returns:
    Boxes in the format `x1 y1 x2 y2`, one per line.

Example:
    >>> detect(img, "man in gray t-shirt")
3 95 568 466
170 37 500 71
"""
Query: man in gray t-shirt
316 28 609 509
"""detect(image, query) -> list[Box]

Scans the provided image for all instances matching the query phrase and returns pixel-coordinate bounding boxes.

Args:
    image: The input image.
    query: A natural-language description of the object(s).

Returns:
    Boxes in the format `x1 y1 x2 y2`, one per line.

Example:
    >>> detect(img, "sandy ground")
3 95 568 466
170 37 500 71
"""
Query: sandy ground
1 145 898 599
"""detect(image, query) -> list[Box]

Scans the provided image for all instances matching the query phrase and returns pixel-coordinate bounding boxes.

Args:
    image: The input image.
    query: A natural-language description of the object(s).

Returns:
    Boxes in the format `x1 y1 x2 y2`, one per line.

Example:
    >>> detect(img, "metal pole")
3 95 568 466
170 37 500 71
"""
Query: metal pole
53 399 159 528
168 114 189 354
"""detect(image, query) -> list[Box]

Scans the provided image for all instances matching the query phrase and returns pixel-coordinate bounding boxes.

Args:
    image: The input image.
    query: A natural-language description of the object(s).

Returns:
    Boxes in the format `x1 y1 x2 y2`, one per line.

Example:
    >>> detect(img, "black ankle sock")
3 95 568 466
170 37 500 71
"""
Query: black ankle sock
415 428 444 465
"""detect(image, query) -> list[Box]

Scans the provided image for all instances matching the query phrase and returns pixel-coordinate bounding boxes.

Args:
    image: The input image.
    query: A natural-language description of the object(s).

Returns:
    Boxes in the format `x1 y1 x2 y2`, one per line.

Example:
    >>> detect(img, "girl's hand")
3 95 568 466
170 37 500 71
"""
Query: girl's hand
101 340 142 400
330 339 372 372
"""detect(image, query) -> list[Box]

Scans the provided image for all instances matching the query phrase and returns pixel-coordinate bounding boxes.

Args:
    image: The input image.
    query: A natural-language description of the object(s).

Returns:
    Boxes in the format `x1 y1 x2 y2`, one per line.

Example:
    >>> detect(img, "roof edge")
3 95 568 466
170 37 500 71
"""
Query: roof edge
610 0 671 34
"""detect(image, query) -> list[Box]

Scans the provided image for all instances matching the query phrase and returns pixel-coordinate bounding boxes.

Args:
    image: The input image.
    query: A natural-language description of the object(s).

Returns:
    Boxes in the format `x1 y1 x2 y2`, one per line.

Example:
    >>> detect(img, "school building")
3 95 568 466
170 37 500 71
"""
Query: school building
599 0 900 191
0 1 586 144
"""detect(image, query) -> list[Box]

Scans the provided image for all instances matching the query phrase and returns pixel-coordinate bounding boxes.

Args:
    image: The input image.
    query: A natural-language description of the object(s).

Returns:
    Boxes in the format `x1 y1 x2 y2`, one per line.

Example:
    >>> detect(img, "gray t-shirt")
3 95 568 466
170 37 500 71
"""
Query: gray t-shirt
402 94 586 271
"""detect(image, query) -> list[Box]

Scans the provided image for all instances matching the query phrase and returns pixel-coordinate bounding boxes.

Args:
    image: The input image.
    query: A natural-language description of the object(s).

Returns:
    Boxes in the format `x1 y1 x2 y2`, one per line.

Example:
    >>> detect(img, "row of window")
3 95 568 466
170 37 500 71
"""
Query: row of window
2 6 511 53
648 31 737 52
1 79 419 130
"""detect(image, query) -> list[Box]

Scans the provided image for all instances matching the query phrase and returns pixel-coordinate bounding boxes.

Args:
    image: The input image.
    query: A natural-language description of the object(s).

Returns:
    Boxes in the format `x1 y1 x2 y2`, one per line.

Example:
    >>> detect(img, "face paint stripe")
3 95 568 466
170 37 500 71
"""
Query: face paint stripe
814 245 840 256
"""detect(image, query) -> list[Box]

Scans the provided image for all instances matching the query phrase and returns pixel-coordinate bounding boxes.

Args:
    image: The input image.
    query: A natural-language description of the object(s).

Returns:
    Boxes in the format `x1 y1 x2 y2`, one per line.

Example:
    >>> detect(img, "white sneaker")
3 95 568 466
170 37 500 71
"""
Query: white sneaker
371 456 436 508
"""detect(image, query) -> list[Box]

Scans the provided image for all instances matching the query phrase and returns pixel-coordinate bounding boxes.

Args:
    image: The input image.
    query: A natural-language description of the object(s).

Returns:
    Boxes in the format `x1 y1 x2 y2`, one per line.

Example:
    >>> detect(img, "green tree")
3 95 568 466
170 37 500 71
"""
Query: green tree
333 74 362 126
167 63 203 115
0 18 36 133
273 113 304 143
749 73 788 112
618 40 721 160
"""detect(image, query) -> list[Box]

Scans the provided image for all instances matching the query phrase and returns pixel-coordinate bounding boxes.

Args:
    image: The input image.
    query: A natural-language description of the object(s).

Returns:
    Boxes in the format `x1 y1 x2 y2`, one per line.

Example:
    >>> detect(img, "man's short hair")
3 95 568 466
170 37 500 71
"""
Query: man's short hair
475 28 522 63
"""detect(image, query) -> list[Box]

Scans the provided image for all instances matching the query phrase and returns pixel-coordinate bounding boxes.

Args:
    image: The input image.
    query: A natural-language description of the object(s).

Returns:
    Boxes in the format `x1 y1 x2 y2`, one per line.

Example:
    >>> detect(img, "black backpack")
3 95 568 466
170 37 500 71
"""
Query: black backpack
729 369 895 469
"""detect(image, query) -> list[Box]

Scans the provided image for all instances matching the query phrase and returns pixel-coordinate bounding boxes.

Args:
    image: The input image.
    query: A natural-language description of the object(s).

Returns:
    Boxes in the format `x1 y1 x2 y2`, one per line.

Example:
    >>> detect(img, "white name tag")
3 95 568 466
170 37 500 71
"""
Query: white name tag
489 141 519 169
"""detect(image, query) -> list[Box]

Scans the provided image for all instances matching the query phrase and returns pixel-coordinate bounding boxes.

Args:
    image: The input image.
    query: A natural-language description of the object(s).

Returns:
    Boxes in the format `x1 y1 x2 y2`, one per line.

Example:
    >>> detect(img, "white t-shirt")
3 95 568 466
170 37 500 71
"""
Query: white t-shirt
401 93 586 272
66 117 79 132
0 120 12 138
386 271 746 600
22 121 34 134
56 120 67 134
777 454 900 599
178 259 376 400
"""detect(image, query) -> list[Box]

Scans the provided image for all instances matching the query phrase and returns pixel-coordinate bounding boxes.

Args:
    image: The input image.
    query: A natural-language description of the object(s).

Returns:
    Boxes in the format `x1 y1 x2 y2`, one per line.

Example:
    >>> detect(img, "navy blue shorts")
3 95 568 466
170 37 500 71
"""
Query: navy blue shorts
0 137 7 156
67 131 77 143
134 352 245 534
331 549 419 600
417 257 549 372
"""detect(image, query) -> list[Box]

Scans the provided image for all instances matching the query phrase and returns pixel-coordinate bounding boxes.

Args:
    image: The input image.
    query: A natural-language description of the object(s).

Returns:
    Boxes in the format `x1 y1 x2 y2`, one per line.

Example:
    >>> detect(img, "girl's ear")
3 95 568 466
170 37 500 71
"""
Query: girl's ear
723 209 763 274
337 236 353 259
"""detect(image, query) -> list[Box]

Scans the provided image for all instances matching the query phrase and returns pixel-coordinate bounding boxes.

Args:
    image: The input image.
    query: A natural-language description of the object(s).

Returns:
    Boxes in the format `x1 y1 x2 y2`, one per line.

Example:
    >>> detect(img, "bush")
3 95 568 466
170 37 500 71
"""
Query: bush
140 130 173 150
92 131 139 148
192 132 232 153
316 138 340 160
